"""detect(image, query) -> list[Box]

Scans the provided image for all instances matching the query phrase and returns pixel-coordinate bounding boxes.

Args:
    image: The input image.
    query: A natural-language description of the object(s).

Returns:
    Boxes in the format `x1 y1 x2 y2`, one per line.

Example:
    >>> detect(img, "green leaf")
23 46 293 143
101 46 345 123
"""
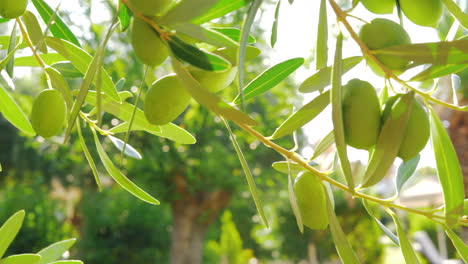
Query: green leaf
0 210 25 258
0 85 35 136
32 0 81 47
429 106 464 225
316 0 328 69
118 4 131 31
191 0 251 24
91 128 159 205
51 62 83 78
287 159 304 233
76 121 102 191
410 63 468 81
445 227 468 262
361 93 414 188
234 57 304 104
210 27 256 44
299 56 362 93
171 57 257 126
108 135 142 160
362 200 400 246
13 53 66 67
326 194 361 264
172 23 238 48
47 261 82 264
222 118 269 227
214 46 261 66
37 238 76 264
441 0 468 29
168 36 231 71
270 0 280 48
331 33 354 191
159 0 222 25
44 67 73 110
388 210 420 264
271 90 329 139
6 22 17 78
0 36 26 50
312 131 334 159
0 254 41 264
21 11 48 54
396 154 420 194
272 161 317 174
45 37 120 102
373 39 468 66
109 122 196 145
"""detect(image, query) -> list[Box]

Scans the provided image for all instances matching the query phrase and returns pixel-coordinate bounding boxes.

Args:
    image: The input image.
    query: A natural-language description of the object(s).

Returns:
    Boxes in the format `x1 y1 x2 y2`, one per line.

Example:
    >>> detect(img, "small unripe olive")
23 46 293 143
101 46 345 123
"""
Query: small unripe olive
359 19 411 74
382 95 430 161
400 0 442 27
360 0 395 14
0 0 29 19
31 89 67 138
342 79 381 150
128 0 172 16
189 66 237 93
132 18 168 67
293 172 328 230
144 75 191 125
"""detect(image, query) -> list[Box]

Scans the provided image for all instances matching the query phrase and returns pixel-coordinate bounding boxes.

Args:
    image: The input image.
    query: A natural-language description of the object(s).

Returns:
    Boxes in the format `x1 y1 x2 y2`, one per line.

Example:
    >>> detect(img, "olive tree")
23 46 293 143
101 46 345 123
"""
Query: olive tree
0 0 468 263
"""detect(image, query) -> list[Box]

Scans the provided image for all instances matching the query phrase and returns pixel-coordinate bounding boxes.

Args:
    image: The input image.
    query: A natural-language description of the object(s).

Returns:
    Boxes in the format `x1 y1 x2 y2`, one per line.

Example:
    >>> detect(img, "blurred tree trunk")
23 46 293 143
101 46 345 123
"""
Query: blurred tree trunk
170 174 231 264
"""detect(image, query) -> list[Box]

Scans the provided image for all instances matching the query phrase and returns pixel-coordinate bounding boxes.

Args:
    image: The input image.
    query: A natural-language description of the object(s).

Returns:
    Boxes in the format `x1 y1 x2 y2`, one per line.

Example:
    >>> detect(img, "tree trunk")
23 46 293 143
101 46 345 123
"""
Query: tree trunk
170 174 231 264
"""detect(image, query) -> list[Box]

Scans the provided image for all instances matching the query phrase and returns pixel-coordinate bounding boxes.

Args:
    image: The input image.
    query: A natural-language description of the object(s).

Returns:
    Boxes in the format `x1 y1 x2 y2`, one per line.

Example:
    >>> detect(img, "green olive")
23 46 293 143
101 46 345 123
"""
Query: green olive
359 19 411 74
144 75 191 125
293 172 328 230
382 95 430 161
189 66 237 93
360 0 395 14
400 0 442 27
0 0 28 19
31 89 67 138
128 0 172 16
132 18 168 67
342 79 381 150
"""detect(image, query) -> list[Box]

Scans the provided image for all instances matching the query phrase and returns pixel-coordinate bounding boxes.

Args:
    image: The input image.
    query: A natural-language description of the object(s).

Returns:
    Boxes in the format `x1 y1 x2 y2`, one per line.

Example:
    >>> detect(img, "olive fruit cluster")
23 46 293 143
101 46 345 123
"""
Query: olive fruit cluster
342 79 429 161
0 0 29 19
31 89 67 138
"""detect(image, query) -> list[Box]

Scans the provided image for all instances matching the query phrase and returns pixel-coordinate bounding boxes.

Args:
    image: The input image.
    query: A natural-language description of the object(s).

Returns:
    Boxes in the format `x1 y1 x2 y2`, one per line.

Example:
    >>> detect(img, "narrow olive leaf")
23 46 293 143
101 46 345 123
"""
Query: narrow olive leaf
271 90 330 139
0 254 41 264
222 118 269 227
14 53 66 67
373 39 468 66
379 85 389 106
270 0 280 48
238 0 262 106
37 238 76 264
445 227 468 262
109 122 196 145
192 0 251 24
326 194 361 264
316 0 328 70
395 154 420 194
32 0 81 47
441 0 468 29
210 27 256 44
159 0 221 25
171 57 257 126
388 210 420 264
172 23 238 48
44 67 73 110
108 135 142 160
299 56 362 93
51 62 83 78
0 43 22 72
361 93 414 188
91 129 159 205
331 33 354 191
0 210 25 258
362 200 400 246
45 37 121 102
21 11 47 54
6 22 17 78
0 85 35 136
410 64 468 81
76 121 101 191
118 4 131 31
0 36 26 50
168 36 231 71
272 161 318 174
234 58 304 104
287 160 304 233
311 130 334 159
429 106 464 225
0 18 9 23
